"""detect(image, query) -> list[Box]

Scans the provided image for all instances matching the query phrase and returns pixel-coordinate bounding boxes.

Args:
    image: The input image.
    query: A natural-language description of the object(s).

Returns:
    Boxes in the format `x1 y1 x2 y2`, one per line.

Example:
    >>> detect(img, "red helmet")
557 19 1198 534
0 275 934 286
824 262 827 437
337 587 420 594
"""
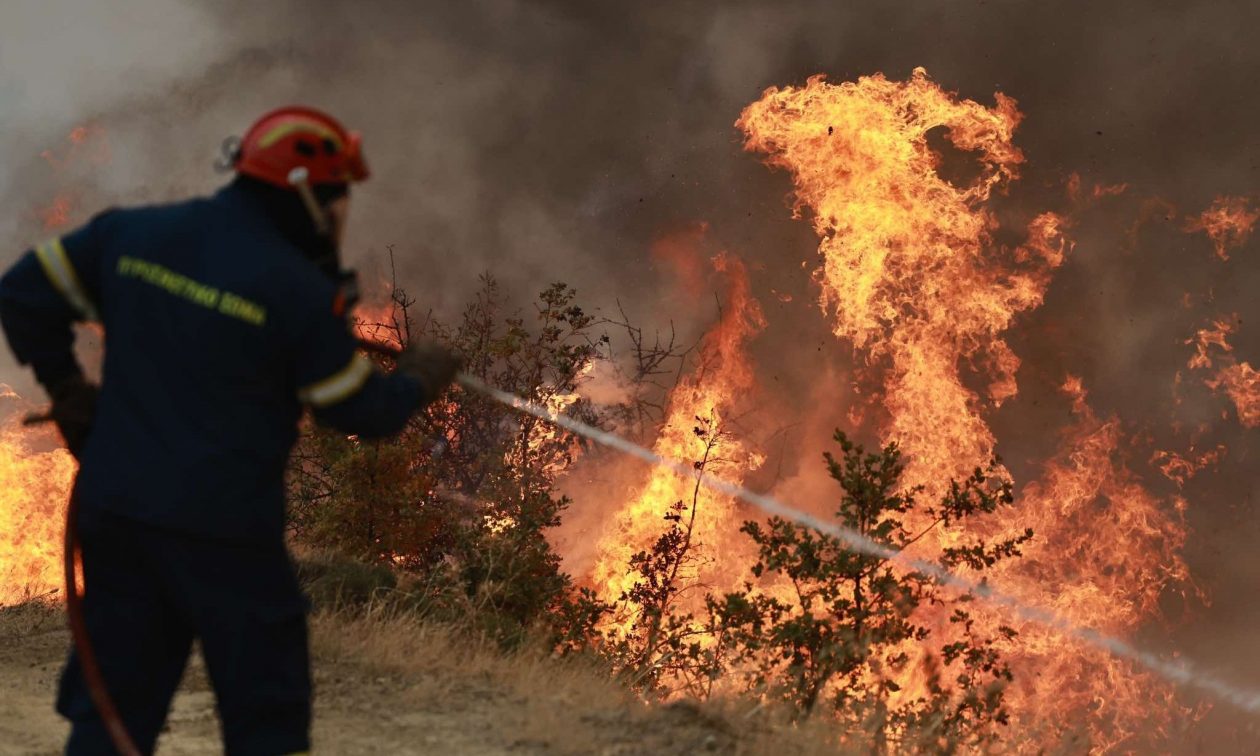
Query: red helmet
235 106 369 188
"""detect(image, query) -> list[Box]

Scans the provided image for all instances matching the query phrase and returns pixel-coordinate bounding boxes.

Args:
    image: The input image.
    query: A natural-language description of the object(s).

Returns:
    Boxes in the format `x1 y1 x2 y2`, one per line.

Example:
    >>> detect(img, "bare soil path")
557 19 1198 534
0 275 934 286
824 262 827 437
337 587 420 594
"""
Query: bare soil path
0 613 496 754
1 605 824 756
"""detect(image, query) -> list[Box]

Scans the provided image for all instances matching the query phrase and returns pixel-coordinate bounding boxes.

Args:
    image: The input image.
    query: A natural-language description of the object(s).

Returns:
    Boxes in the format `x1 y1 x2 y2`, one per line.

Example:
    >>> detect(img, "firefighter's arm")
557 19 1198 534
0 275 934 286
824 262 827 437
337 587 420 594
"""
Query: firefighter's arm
302 353 423 438
0 216 106 389
293 289 424 439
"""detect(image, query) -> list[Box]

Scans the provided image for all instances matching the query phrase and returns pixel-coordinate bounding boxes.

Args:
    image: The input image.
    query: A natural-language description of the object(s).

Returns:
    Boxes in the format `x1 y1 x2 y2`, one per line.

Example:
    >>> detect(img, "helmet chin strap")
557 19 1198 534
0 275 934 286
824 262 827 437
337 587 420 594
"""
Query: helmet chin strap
287 166 361 316
287 167 330 235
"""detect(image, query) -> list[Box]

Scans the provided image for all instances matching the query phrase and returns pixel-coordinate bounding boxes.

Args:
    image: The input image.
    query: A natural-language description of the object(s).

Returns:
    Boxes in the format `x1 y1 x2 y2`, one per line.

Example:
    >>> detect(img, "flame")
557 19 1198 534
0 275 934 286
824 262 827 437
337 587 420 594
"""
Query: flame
590 252 765 626
1 123 109 605
40 194 75 231
1187 318 1260 428
1067 175 1131 203
0 397 76 606
35 123 111 232
1208 363 1260 428
514 365 593 480
39 123 111 171
987 378 1194 751
1187 319 1234 370
1092 182 1130 199
737 69 1190 745
1184 196 1258 260
1151 444 1227 488
738 68 1066 493
353 301 403 348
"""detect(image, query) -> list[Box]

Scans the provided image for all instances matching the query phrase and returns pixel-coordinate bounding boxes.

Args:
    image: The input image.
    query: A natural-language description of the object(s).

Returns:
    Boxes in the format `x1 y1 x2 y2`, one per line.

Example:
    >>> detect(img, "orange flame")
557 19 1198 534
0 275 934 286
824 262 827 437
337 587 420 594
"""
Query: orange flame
35 123 111 232
1184 196 1258 260
353 301 404 348
738 69 1190 745
1188 319 1235 370
0 396 76 606
2 123 110 604
40 123 111 171
40 193 75 231
1208 363 1260 428
1151 444 1227 488
1092 182 1130 199
590 253 765 624
1187 318 1260 428
738 68 1067 493
986 378 1194 750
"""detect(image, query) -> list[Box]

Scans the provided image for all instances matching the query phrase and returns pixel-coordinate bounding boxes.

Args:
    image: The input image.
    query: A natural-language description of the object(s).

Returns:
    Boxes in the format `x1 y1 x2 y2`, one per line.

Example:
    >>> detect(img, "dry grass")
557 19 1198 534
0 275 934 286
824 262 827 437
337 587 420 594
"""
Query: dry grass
0 597 62 639
311 605 845 756
1 594 846 754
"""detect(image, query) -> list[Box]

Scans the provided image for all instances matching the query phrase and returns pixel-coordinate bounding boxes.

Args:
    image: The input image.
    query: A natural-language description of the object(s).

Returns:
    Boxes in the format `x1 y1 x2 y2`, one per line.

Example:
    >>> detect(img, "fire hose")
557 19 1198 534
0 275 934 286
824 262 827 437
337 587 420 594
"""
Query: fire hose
17 404 141 752
63 488 142 755
18 434 143 754
22 341 1260 755
453 373 1260 715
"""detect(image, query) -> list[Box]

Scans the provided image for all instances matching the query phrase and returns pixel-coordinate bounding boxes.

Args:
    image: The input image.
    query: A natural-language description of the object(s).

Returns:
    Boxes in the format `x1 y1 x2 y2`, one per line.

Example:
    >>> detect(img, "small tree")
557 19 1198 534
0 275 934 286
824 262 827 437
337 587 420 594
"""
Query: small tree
709 431 1031 751
605 414 731 696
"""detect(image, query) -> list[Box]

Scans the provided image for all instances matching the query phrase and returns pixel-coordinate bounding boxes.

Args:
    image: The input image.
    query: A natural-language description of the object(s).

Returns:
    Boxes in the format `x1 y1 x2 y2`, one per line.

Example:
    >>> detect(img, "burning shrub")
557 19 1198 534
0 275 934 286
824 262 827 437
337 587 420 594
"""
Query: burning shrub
714 433 1028 750
608 430 1031 752
601 414 734 696
288 274 610 647
287 266 1034 748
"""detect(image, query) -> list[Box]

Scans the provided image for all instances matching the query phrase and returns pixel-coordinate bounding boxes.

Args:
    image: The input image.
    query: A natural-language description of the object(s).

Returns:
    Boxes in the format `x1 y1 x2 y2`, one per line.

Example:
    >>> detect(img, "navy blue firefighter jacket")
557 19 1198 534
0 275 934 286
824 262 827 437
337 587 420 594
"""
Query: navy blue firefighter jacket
0 181 423 542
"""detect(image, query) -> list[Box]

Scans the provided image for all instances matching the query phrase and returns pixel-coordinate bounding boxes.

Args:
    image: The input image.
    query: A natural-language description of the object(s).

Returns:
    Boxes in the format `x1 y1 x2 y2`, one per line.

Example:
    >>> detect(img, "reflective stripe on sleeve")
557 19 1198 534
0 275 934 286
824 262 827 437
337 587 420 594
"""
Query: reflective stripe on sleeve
298 354 374 407
34 238 99 321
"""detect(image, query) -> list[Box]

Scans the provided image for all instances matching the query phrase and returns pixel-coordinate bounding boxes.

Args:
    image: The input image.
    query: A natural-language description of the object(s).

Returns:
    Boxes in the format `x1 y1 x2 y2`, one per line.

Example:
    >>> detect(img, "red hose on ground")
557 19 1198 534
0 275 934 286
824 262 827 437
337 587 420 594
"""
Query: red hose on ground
64 488 142 756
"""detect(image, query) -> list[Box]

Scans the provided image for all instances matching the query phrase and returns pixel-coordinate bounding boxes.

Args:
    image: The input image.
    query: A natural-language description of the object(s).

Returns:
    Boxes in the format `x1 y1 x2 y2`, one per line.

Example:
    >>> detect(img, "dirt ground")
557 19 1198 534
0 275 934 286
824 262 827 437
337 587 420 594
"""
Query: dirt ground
0 603 835 756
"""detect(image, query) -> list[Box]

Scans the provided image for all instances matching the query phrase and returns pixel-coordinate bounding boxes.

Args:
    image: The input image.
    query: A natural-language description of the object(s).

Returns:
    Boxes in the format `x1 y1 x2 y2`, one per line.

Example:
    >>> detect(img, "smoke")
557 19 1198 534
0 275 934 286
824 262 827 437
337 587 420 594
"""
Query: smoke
1 1 1256 747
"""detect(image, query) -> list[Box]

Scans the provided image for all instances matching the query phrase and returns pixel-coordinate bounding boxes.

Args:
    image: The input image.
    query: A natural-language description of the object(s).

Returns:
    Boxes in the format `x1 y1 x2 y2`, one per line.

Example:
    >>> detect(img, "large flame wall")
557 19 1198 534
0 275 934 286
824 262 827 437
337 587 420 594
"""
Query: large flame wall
580 69 1248 749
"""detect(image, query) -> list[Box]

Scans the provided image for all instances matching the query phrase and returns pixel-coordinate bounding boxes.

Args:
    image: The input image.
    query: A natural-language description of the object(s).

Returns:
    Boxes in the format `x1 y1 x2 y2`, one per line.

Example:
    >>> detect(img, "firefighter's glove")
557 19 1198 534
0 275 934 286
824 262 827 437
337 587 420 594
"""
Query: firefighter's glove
397 339 463 404
48 374 99 459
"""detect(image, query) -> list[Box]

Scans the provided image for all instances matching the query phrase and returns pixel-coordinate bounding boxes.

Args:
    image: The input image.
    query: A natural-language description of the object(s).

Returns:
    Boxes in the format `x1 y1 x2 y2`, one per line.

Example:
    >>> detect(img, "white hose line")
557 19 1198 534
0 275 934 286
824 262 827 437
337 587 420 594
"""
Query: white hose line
456 372 1260 715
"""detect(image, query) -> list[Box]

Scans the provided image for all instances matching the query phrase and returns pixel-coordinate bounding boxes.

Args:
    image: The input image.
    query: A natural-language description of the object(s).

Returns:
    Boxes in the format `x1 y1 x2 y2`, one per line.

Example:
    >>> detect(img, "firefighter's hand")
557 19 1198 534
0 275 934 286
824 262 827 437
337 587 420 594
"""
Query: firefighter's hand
48 375 99 458
396 339 463 402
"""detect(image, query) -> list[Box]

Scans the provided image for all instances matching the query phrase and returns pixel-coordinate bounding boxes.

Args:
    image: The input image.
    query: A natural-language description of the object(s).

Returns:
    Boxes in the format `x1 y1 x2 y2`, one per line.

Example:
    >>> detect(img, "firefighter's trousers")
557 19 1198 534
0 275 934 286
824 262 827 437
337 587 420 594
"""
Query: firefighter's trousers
58 508 311 755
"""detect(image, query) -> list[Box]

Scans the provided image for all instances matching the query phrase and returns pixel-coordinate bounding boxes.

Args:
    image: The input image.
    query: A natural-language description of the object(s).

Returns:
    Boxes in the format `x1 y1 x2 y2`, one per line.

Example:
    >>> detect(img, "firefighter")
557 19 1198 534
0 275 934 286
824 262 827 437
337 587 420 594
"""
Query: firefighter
0 106 460 754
